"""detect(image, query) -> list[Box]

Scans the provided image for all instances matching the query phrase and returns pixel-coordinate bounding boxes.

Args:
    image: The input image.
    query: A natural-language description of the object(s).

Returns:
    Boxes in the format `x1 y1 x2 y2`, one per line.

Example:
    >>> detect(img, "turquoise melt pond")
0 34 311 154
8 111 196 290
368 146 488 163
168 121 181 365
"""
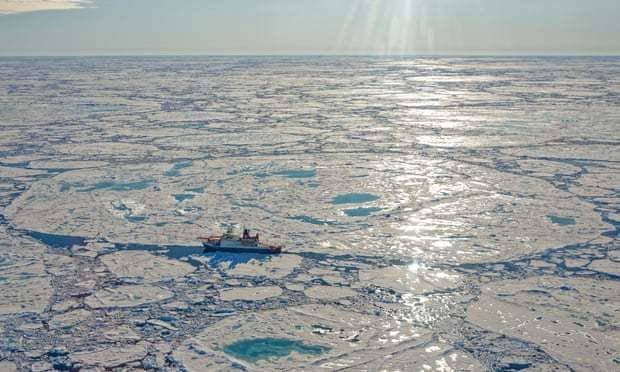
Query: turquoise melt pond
165 161 193 177
547 215 576 226
76 180 153 192
223 338 329 362
332 193 379 205
173 194 195 202
288 215 337 226
273 169 316 178
344 207 383 217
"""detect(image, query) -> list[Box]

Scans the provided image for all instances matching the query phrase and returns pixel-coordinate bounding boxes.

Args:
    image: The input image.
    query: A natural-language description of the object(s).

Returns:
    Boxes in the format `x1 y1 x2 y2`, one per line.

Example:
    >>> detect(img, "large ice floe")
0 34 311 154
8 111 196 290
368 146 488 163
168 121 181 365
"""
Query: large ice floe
0 230 52 315
101 250 195 283
85 285 174 309
467 276 620 371
172 304 482 371
0 56 618 370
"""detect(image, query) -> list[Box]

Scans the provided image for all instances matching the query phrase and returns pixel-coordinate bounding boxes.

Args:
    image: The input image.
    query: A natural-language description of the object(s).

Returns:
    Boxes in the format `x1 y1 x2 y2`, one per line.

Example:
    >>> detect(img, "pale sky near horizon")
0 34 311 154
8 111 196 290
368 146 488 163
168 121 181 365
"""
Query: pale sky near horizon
0 0 619 56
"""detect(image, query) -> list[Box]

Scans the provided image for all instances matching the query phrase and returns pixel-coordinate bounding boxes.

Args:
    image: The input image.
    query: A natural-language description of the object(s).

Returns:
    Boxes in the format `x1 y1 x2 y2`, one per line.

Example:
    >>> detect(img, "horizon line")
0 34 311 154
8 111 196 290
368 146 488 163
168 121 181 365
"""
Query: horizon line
1 52 620 58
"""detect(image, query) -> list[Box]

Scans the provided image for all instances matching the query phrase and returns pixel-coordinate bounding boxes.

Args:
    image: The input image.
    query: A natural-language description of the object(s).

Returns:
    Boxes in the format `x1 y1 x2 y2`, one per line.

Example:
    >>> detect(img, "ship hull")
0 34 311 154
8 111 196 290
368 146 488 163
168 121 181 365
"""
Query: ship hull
202 242 281 254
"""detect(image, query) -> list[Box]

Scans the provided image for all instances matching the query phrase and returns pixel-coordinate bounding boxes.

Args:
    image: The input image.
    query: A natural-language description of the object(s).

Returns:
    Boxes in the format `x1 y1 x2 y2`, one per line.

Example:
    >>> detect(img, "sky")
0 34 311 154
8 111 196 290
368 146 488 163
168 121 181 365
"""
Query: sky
0 0 619 56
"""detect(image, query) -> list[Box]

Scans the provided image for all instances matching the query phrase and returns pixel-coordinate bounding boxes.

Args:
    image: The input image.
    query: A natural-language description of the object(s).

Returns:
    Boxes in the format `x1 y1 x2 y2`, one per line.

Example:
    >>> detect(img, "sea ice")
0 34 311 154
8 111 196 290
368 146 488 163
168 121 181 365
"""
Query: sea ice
219 286 283 301
85 284 174 308
467 276 620 371
101 250 195 282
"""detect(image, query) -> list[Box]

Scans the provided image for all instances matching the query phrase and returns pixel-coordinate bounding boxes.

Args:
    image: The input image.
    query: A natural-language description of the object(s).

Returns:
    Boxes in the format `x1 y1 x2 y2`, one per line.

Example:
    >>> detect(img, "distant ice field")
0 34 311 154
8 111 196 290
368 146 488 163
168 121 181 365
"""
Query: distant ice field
0 56 618 371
